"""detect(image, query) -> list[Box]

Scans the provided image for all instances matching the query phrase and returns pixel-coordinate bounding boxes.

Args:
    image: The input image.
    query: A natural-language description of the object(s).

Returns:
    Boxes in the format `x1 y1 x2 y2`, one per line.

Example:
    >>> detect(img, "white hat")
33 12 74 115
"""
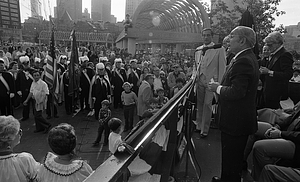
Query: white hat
80 55 89 62
96 62 105 69
114 58 122 63
130 59 137 64
19 56 30 63
99 57 108 62
34 57 41 63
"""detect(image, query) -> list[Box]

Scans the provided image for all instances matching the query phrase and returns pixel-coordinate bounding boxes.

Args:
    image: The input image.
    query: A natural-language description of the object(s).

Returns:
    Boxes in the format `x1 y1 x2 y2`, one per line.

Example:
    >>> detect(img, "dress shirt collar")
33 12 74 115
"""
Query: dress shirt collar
233 47 252 60
270 45 283 56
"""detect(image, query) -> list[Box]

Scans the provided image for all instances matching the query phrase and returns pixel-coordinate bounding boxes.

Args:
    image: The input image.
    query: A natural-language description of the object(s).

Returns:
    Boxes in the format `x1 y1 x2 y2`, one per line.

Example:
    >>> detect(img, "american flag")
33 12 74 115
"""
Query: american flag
45 29 59 102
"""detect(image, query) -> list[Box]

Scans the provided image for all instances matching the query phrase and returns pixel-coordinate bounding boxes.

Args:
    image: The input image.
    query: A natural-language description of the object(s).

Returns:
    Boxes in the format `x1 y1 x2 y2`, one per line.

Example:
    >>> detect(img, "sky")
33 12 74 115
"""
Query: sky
20 0 300 27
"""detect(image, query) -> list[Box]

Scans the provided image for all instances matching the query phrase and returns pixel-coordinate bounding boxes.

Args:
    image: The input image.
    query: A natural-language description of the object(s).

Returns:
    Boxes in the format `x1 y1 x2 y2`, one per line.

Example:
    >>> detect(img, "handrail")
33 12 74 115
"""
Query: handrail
84 72 197 182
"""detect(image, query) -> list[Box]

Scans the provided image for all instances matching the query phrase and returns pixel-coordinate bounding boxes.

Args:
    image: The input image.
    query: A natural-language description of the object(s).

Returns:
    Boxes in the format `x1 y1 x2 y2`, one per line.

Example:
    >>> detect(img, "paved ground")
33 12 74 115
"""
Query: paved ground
14 105 253 182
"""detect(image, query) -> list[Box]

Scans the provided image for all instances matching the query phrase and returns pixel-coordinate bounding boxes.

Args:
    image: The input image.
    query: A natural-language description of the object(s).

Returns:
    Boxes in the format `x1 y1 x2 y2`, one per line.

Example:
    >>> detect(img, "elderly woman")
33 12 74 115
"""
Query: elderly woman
0 115 40 182
37 123 93 182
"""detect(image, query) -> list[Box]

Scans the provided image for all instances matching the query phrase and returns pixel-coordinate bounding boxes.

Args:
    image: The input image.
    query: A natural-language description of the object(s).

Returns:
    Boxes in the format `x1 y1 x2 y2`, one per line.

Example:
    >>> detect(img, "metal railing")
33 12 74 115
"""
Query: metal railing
84 72 197 182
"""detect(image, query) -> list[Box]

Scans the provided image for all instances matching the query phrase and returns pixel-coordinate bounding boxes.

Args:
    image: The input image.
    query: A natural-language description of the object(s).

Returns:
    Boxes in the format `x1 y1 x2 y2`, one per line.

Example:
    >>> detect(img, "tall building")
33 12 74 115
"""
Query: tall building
56 0 82 21
91 0 111 23
31 0 41 17
125 0 143 17
82 8 91 21
0 0 22 42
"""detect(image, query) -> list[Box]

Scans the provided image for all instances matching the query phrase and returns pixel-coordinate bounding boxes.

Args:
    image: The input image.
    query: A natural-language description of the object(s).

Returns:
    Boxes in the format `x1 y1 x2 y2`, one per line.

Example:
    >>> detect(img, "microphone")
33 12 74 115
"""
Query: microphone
196 44 223 55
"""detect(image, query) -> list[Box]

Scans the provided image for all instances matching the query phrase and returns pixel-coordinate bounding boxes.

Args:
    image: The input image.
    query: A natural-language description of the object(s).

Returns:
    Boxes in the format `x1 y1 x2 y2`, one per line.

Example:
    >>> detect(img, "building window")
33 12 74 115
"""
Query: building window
11 17 19 21
10 8 18 13
9 4 18 8
2 20 9 24
0 2 8 6
1 11 9 16
10 13 18 17
2 25 8 28
1 16 10 20
0 7 9 11
9 0 18 4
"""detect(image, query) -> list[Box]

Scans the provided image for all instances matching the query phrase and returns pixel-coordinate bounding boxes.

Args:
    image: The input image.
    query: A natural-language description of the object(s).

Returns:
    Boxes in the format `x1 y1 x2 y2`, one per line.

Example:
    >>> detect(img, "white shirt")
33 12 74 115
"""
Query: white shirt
153 76 163 91
109 132 122 154
37 152 93 182
0 152 40 182
30 79 49 111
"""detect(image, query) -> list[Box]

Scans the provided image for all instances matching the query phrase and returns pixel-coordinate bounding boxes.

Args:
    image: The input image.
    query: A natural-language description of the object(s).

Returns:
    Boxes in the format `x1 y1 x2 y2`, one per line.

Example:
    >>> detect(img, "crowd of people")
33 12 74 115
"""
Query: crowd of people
1 25 300 182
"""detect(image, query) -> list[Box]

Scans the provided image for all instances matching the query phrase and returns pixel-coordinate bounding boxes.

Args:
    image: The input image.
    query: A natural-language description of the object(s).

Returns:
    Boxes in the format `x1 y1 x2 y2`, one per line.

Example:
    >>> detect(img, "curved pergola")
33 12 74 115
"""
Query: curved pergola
39 31 114 43
131 0 210 33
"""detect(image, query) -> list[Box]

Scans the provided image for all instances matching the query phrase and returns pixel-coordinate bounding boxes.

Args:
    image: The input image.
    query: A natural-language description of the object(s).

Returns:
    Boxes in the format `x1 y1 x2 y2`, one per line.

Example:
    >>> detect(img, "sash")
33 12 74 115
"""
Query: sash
83 71 91 84
115 69 124 82
0 73 10 93
132 69 139 80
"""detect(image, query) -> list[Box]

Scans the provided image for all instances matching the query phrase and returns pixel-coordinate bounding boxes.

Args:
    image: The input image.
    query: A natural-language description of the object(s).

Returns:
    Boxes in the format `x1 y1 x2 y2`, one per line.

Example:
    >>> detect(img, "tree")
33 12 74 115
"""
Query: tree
233 0 285 49
208 0 240 42
208 0 286 46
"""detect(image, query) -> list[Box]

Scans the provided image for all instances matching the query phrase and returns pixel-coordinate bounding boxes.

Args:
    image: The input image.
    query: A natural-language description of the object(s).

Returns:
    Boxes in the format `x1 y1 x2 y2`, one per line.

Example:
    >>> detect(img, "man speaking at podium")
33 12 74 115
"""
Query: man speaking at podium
194 28 226 138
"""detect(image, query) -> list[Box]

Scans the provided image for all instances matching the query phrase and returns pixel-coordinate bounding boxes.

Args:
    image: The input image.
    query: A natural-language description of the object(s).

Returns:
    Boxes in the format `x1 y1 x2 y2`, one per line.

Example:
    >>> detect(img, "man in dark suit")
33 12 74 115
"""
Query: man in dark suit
91 63 111 120
208 26 259 182
16 56 35 120
111 58 127 109
127 59 141 95
260 31 294 109
248 102 300 180
79 63 95 111
0 59 15 115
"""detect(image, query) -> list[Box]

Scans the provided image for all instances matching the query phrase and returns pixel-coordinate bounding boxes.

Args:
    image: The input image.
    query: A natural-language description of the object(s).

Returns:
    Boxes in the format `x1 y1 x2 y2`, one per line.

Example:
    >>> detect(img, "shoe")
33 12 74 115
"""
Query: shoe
200 134 207 138
43 125 51 134
54 115 59 118
34 129 44 133
46 115 51 119
20 117 29 121
211 176 222 182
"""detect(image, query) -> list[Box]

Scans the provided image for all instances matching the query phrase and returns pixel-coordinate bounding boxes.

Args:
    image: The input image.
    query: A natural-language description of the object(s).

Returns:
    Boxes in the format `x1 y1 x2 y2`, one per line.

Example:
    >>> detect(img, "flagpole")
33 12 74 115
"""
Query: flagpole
50 16 56 118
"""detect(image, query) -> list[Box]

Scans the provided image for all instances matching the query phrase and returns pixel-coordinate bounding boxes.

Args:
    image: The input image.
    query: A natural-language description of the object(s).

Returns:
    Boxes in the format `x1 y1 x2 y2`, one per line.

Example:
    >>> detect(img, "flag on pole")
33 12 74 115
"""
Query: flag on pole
68 29 79 96
45 29 58 94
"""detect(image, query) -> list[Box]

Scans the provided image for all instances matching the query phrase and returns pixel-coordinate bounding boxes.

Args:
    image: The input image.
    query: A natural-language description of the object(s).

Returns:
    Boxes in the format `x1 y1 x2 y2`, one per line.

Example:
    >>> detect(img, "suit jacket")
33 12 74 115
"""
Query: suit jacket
218 49 259 136
0 71 15 97
195 45 226 84
111 68 127 94
137 80 153 116
264 47 293 101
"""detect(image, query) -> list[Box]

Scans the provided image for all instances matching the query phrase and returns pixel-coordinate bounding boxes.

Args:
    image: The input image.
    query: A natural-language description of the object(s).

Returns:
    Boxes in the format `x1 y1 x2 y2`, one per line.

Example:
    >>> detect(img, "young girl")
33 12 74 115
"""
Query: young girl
37 123 93 182
121 82 138 132
92 100 111 146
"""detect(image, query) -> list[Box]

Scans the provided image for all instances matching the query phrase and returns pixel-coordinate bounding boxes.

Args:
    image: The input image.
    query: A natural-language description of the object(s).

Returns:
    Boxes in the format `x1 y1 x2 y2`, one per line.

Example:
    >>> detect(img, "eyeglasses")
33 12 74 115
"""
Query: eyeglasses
265 42 277 47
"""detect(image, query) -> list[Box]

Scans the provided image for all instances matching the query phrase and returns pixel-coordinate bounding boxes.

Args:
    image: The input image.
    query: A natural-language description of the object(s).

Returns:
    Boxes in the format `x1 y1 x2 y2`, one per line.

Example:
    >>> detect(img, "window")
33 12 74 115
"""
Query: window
2 20 10 24
2 25 8 28
1 16 10 20
12 22 19 26
9 0 18 4
0 7 9 11
1 11 9 16
10 4 18 8
10 13 18 18
10 8 18 13
11 17 19 21
0 2 8 6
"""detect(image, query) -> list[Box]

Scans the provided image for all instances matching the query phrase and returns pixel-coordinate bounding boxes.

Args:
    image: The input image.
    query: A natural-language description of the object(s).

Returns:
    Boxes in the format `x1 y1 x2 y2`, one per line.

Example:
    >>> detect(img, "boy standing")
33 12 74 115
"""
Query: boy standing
121 82 138 132
92 100 111 146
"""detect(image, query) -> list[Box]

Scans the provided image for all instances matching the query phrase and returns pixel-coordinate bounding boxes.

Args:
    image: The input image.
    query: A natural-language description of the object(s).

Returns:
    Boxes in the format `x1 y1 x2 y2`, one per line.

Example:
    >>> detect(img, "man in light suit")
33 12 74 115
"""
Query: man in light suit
137 74 154 119
208 26 259 182
195 28 226 138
